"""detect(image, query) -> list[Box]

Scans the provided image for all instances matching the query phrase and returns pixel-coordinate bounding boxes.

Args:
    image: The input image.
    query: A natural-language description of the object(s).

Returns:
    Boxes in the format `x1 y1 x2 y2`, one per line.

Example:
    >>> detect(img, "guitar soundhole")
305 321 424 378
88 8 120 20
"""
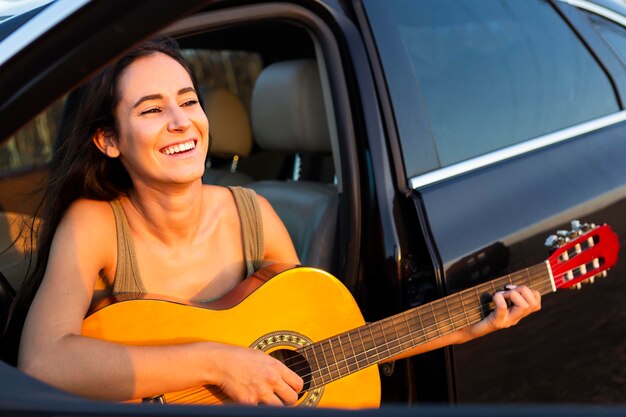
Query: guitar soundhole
269 349 312 395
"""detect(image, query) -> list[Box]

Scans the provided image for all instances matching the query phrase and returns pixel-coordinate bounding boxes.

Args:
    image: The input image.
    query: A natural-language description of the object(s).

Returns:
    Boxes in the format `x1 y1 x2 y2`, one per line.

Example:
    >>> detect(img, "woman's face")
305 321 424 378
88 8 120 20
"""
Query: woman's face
112 52 209 188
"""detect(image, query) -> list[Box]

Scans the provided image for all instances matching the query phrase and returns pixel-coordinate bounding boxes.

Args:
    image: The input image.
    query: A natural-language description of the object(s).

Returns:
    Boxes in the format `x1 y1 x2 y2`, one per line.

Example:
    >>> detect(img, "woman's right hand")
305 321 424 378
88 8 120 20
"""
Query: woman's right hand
210 344 304 406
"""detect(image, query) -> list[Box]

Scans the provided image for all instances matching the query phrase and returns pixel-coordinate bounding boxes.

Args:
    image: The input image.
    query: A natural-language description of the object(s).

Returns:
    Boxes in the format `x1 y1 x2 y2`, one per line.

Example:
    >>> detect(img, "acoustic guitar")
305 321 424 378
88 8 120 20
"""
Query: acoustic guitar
82 222 619 408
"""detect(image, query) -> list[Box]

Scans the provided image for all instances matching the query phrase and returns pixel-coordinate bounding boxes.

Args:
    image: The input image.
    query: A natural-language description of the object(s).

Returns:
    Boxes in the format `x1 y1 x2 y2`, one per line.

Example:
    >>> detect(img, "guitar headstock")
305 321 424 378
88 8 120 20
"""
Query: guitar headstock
545 221 619 290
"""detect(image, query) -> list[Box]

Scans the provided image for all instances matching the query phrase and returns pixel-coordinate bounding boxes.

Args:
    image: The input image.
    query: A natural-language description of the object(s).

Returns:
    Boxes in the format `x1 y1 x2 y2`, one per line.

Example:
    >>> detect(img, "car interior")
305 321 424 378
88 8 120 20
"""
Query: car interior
0 12 347 366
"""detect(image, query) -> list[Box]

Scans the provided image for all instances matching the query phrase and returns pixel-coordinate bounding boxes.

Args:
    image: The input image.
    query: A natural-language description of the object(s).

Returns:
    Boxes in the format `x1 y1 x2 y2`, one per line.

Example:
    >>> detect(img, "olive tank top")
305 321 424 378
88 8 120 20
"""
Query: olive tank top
109 186 264 295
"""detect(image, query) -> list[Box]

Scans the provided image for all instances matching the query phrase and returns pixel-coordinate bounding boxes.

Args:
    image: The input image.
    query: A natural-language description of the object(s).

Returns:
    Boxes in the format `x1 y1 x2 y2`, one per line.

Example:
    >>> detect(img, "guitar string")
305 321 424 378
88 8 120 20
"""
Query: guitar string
303 257 599 378
165 261 595 403
166 269 553 404
300 282 561 389
164 240 598 403
167 280 560 404
288 264 551 379
280 260 595 387
166 263 582 403
169 260 597 403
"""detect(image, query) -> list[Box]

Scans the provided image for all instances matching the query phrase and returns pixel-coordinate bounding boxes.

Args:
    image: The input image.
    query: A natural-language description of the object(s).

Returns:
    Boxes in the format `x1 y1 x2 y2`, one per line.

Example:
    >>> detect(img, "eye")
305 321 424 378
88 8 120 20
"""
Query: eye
182 99 199 107
140 107 161 115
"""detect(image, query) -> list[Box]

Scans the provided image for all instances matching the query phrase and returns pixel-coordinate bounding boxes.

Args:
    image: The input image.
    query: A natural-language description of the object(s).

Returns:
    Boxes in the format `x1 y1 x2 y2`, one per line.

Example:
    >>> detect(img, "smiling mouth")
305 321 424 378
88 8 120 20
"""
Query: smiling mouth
160 140 196 155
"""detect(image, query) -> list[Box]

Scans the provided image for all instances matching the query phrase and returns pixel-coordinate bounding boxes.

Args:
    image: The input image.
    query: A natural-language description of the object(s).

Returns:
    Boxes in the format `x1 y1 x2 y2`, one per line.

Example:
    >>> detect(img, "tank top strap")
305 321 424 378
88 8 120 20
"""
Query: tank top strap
109 199 146 294
228 186 265 277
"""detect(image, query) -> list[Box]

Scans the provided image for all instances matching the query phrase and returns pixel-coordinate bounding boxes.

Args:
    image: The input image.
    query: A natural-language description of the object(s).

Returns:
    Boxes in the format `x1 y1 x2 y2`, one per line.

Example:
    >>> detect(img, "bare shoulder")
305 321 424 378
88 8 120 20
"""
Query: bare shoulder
62 198 116 234
55 198 117 265
201 184 234 201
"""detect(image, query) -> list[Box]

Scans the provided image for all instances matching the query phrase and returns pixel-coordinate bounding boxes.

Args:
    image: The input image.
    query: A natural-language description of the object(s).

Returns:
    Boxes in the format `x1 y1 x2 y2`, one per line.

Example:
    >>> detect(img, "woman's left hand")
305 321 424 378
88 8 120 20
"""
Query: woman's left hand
468 285 542 339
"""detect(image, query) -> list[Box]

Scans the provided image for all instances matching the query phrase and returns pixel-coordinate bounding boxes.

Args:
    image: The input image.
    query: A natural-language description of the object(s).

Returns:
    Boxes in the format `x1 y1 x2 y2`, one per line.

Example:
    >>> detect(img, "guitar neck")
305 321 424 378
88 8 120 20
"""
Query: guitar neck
299 262 554 389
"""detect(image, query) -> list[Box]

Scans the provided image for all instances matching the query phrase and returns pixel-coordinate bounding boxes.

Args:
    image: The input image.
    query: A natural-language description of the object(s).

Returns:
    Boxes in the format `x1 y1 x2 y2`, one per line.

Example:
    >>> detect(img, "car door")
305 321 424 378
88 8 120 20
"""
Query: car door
361 0 626 403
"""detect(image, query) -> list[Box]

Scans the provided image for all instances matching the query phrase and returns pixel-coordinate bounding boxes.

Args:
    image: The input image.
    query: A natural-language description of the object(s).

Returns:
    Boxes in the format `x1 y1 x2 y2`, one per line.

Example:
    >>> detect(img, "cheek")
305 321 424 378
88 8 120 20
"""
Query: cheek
195 112 210 141
117 120 158 154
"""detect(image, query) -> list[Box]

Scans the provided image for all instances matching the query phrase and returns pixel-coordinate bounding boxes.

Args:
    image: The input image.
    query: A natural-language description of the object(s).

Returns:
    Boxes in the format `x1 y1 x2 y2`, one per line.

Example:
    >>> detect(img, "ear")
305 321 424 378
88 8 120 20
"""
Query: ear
93 128 120 158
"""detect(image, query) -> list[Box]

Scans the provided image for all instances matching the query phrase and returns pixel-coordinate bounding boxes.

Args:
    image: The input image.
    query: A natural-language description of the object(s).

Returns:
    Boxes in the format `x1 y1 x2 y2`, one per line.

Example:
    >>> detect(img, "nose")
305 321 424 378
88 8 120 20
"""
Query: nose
167 104 191 133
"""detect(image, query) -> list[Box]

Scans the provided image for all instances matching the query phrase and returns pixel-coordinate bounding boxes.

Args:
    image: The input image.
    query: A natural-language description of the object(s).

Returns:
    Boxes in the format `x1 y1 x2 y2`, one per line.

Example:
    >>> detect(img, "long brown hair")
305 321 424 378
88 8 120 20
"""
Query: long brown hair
3 36 201 365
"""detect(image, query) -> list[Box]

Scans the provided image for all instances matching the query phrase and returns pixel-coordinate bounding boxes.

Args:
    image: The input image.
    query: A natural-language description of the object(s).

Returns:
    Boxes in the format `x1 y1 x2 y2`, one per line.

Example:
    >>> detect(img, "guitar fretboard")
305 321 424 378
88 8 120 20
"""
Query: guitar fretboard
297 262 553 389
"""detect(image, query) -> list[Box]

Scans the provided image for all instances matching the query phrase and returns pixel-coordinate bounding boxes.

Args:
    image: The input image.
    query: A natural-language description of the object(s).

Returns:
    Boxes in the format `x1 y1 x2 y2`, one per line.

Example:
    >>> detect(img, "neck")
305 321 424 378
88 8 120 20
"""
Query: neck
125 180 204 246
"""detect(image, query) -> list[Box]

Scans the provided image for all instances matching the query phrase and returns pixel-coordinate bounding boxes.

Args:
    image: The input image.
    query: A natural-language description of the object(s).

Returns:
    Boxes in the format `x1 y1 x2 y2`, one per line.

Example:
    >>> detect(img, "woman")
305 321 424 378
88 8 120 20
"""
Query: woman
14 38 540 406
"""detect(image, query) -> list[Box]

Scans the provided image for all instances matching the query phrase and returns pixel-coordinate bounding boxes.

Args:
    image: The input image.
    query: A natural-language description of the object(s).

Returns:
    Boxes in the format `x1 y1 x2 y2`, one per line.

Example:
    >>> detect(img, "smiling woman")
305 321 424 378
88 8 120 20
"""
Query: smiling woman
9 37 305 405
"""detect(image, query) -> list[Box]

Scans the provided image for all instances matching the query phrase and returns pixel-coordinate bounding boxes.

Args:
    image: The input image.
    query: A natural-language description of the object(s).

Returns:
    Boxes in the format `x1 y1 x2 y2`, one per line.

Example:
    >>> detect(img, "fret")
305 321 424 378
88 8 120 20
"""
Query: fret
450 293 468 331
490 279 498 295
530 264 549 291
327 338 341 381
346 329 359 373
389 316 402 356
430 302 441 338
336 334 348 378
402 312 413 351
368 323 381 365
378 320 389 360
357 326 368 369
460 289 472 327
303 345 323 388
444 296 455 332
316 342 332 385
415 305 426 345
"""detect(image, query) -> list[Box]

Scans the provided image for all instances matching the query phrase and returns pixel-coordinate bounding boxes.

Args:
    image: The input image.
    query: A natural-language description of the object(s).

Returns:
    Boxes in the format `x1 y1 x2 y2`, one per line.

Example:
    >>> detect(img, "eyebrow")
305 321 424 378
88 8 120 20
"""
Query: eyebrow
132 87 197 109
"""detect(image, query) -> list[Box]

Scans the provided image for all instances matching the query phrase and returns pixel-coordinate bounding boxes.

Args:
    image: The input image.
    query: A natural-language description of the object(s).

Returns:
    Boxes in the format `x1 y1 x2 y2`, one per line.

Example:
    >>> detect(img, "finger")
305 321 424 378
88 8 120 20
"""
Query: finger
519 286 541 311
507 289 529 310
282 368 304 393
259 392 285 407
492 291 508 321
274 381 299 406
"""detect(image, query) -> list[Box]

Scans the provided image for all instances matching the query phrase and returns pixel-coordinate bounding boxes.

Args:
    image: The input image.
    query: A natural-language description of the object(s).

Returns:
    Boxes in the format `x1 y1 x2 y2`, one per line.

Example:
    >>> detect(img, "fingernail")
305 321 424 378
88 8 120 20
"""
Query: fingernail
505 284 517 290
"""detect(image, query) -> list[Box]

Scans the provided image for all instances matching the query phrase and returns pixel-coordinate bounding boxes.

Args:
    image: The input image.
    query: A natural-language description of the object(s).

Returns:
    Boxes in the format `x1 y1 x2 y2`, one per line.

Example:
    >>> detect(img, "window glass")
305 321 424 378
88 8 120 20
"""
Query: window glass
0 49 262 177
0 99 62 175
585 11 626 66
182 49 263 112
364 0 619 175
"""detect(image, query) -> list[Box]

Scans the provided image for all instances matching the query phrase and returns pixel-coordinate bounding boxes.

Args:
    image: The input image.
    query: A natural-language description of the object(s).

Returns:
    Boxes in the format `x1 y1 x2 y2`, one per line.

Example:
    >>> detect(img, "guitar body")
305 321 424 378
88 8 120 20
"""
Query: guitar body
82 266 381 408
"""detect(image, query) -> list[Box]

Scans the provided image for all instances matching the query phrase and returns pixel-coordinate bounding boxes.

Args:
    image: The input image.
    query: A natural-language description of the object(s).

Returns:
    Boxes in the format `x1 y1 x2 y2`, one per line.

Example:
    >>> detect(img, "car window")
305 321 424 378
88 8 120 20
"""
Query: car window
363 0 620 177
0 49 261 176
584 10 626 66
182 49 263 113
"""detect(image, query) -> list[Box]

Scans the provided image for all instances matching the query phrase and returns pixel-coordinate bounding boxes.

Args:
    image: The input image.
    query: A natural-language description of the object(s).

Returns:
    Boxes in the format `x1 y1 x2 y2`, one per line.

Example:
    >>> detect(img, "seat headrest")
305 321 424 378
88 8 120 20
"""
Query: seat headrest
202 87 253 158
251 60 331 154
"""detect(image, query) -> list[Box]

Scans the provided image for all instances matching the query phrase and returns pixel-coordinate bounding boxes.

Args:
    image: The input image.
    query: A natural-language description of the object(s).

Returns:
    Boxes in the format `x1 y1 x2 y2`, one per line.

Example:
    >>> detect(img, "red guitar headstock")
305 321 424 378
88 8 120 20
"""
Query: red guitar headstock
546 222 619 290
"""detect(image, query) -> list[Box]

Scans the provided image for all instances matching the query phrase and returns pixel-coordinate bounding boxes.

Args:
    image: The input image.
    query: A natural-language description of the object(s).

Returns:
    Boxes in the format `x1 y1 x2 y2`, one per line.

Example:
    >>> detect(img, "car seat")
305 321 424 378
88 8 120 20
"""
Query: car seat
201 87 254 186
248 59 338 272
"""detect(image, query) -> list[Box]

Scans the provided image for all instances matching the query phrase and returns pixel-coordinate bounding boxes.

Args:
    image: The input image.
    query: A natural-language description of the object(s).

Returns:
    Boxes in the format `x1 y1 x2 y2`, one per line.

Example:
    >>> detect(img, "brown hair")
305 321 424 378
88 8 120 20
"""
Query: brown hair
3 36 201 366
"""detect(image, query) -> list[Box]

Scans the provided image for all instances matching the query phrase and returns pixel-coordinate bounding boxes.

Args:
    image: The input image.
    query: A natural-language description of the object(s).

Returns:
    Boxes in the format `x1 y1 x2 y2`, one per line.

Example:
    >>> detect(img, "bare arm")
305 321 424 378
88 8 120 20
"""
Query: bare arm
257 195 300 266
19 199 302 404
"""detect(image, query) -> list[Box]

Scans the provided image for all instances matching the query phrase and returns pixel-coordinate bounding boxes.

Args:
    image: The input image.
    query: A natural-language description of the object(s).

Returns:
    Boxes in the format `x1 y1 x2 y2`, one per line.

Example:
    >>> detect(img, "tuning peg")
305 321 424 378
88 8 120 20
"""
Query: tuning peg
545 235 559 247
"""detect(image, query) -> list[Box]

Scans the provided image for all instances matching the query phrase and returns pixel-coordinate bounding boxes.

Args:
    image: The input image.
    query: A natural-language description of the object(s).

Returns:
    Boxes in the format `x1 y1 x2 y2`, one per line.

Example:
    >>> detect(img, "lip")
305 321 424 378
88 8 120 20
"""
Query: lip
159 139 198 156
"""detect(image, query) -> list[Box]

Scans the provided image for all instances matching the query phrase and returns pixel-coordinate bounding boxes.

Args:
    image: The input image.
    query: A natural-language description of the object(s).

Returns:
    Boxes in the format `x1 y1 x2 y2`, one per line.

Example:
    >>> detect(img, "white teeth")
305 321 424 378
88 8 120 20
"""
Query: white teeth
162 140 195 155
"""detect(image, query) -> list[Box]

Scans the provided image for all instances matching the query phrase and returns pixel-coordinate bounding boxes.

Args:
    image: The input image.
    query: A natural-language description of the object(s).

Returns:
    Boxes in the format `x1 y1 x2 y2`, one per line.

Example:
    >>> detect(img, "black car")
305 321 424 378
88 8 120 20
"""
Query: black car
0 0 625 414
